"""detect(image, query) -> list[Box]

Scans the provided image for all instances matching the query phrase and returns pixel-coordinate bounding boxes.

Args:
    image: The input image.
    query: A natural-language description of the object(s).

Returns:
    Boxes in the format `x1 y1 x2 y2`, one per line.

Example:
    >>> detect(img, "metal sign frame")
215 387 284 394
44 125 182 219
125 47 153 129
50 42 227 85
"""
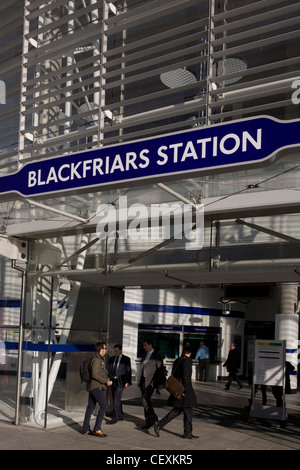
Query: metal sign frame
250 339 287 423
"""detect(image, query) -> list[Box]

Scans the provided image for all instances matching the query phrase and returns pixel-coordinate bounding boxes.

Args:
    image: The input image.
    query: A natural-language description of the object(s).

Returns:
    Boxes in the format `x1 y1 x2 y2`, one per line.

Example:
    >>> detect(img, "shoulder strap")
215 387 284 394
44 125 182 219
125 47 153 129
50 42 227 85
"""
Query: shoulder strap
171 357 184 376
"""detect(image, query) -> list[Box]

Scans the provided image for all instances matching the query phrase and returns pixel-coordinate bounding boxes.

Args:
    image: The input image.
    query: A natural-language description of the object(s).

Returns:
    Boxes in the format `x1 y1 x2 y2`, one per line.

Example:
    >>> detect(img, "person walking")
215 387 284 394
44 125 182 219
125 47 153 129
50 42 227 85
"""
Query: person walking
223 343 243 390
82 342 112 436
154 345 199 439
106 343 132 424
138 337 165 429
195 341 210 381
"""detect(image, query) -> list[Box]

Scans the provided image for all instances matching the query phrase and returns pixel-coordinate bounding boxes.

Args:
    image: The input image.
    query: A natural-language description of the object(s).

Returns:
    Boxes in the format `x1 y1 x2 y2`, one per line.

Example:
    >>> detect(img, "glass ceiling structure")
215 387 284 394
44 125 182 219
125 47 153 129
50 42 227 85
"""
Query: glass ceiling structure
0 0 300 286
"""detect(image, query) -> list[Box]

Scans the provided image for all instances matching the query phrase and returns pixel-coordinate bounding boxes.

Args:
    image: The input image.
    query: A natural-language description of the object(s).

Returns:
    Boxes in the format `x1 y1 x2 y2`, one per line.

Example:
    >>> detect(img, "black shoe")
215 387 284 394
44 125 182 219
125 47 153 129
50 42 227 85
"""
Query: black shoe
225 387 230 390
239 385 243 389
154 421 160 437
82 429 94 435
108 420 117 424
183 434 199 439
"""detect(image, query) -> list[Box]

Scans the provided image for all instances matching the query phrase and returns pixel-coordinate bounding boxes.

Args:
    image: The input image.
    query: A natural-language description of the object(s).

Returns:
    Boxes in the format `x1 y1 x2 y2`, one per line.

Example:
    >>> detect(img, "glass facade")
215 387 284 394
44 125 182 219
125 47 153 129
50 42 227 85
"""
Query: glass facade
0 0 299 427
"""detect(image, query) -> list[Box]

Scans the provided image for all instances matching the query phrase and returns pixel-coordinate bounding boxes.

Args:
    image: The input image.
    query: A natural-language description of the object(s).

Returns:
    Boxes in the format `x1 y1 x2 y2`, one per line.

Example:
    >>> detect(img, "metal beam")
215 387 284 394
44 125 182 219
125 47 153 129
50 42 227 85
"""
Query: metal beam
55 237 99 268
24 199 88 224
125 182 199 265
235 218 300 245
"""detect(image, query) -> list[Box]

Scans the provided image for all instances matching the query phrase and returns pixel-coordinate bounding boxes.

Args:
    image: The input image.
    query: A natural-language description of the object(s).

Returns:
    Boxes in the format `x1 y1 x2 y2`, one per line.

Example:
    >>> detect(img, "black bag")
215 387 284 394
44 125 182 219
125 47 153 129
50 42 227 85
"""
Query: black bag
164 358 185 399
80 357 93 390
165 375 185 399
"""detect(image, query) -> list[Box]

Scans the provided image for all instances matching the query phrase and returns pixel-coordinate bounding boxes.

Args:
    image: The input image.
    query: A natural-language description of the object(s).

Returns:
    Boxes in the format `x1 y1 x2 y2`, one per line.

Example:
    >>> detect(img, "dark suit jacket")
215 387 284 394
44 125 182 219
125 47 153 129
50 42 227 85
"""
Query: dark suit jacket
138 350 166 389
107 354 132 387
224 348 240 373
167 355 197 408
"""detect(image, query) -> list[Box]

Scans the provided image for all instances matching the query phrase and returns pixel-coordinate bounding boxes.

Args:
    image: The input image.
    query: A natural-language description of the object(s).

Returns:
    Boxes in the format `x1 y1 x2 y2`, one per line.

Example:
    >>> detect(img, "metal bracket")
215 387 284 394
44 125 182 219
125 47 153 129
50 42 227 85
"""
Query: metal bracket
0 236 27 261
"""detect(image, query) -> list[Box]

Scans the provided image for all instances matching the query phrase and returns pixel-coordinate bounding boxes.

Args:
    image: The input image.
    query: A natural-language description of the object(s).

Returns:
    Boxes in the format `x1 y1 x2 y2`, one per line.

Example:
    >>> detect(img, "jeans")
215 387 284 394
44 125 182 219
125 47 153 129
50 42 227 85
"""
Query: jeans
83 387 108 432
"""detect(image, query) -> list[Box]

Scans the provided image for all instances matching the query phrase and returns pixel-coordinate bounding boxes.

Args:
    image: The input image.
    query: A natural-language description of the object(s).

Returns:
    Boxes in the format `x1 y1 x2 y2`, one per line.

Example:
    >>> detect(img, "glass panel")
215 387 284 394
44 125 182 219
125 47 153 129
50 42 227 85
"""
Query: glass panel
17 263 114 427
137 331 181 359
183 333 219 361
0 0 23 175
211 0 300 123
0 258 23 423
0 329 18 422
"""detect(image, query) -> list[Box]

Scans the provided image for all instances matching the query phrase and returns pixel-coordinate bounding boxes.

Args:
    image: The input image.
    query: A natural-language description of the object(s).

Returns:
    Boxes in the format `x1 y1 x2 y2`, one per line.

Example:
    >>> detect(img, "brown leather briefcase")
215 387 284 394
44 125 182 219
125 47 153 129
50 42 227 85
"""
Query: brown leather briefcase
165 375 185 399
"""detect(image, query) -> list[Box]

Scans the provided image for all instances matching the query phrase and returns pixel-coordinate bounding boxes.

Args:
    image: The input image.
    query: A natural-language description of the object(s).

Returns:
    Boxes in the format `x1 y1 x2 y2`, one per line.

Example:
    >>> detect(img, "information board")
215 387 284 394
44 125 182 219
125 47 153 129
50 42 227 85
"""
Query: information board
254 340 285 386
250 340 287 422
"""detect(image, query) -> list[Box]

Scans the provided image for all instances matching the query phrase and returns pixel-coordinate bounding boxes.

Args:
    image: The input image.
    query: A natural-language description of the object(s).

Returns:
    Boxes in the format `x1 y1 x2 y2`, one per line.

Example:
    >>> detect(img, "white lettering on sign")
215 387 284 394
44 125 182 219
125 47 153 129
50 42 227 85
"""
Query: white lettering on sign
27 150 150 187
156 129 262 165
27 129 262 189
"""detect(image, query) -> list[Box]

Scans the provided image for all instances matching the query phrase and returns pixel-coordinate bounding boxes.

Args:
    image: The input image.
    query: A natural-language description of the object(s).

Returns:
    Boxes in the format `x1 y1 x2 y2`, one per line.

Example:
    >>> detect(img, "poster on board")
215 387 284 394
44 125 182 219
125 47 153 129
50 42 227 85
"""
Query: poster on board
254 340 285 386
250 340 287 422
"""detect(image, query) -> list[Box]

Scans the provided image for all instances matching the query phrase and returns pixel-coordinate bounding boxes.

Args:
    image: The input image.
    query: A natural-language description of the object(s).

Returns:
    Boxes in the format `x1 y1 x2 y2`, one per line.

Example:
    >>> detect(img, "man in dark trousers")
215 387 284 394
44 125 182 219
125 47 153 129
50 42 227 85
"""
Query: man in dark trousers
154 345 198 439
195 340 210 381
106 343 132 424
138 337 165 429
223 342 243 390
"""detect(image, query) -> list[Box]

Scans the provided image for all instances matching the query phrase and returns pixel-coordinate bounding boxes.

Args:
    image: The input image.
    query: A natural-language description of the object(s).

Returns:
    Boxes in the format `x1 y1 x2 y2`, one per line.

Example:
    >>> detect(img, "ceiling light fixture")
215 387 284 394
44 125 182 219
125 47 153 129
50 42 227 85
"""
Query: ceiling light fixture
160 67 197 89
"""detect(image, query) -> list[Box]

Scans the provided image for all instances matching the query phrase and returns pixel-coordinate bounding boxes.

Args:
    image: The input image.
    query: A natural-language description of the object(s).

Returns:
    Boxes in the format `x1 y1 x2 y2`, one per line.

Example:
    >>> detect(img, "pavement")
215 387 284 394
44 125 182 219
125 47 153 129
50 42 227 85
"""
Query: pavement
0 380 299 453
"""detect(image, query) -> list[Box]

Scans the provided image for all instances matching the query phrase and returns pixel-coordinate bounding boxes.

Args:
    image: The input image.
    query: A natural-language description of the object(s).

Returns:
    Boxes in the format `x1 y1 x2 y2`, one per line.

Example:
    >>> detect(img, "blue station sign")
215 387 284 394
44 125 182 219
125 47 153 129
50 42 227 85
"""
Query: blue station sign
1 116 300 200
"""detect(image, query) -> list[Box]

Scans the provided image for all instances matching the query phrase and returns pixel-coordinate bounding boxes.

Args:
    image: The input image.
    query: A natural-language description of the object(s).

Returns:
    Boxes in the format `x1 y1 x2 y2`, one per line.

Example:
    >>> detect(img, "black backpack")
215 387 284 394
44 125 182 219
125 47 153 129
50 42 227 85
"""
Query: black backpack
80 356 93 390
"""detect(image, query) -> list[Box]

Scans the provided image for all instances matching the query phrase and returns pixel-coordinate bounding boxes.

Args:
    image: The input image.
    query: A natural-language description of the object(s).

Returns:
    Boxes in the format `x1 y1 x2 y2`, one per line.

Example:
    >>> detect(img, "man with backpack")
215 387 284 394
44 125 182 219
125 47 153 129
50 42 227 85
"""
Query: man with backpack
82 342 112 436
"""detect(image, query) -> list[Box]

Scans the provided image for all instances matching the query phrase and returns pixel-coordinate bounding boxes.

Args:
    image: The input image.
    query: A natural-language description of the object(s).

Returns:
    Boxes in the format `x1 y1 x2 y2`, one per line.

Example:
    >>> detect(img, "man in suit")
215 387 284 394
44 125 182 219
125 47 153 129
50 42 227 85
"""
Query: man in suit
138 337 165 429
223 342 243 390
154 345 199 439
106 343 132 424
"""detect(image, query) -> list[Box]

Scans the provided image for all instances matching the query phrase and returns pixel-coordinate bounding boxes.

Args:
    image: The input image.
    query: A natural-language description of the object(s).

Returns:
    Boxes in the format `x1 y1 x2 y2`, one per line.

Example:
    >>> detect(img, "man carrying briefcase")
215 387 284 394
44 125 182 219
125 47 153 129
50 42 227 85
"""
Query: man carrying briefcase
154 345 199 439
